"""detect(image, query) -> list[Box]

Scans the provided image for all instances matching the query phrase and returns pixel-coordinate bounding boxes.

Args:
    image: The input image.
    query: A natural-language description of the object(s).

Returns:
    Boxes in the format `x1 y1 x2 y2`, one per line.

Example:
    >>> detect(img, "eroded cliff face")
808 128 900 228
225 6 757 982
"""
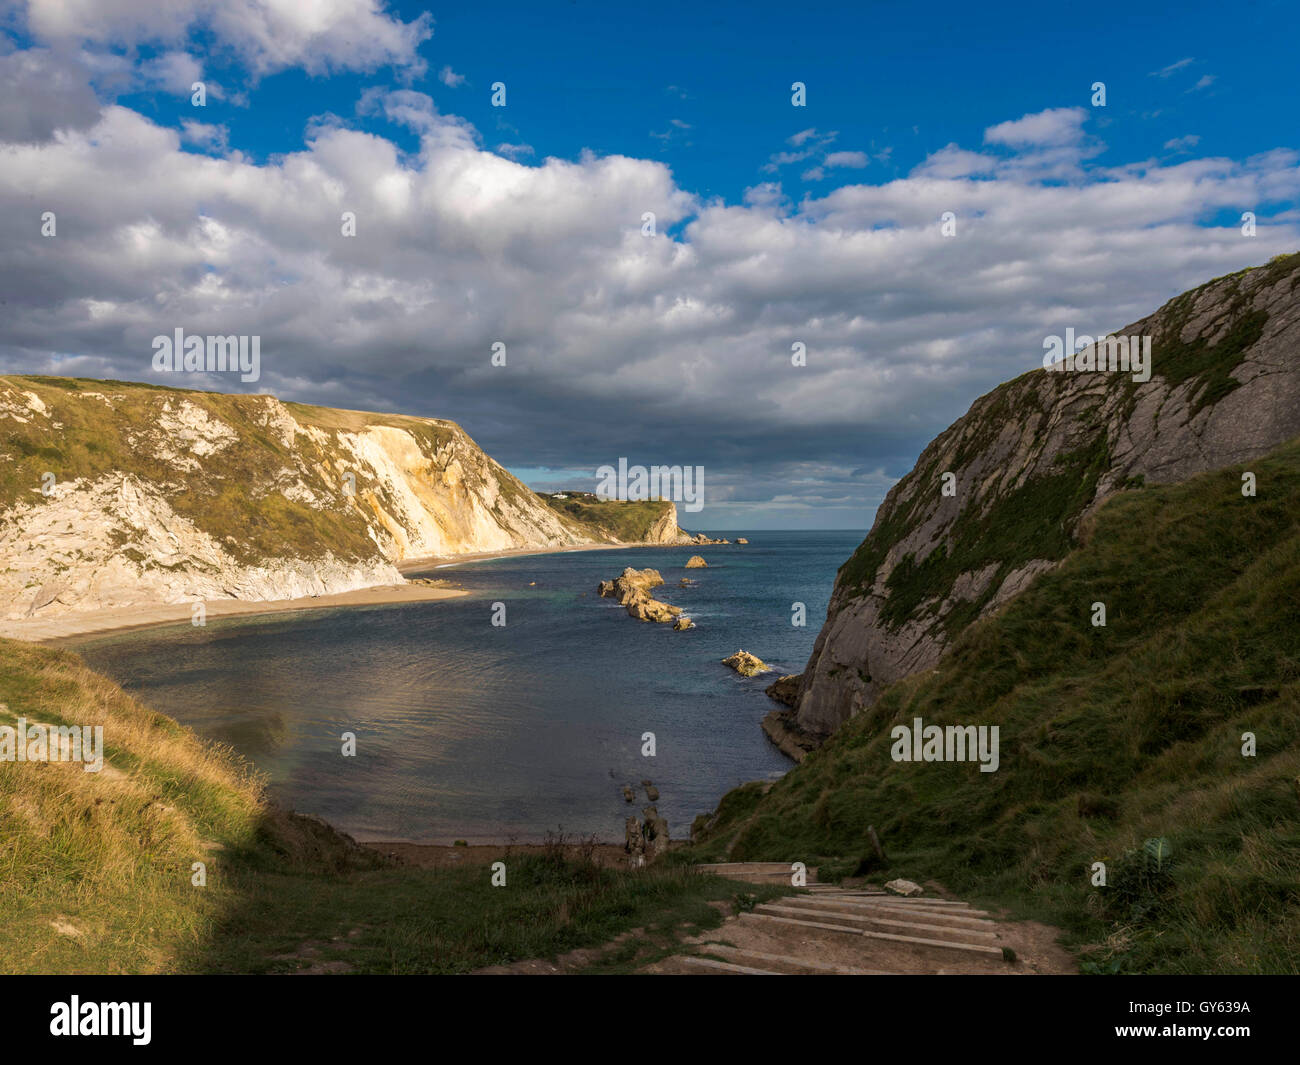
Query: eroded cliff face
791 253 1300 740
0 380 633 632
642 504 693 545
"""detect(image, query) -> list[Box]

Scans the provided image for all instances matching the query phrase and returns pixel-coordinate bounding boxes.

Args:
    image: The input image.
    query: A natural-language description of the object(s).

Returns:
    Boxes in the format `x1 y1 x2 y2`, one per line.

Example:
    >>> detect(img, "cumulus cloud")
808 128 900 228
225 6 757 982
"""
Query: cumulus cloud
984 107 1088 148
0 46 101 142
911 143 997 179
23 0 433 76
179 117 227 152
0 67 1297 526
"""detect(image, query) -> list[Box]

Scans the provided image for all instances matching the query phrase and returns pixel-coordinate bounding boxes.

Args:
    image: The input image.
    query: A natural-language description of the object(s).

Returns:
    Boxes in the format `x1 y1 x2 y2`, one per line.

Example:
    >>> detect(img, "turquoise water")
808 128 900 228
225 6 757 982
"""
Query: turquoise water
72 531 861 843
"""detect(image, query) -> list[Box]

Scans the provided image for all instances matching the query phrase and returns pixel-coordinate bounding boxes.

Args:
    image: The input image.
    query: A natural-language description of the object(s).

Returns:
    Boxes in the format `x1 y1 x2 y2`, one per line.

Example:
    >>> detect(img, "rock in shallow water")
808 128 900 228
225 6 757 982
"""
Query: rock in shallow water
722 649 771 676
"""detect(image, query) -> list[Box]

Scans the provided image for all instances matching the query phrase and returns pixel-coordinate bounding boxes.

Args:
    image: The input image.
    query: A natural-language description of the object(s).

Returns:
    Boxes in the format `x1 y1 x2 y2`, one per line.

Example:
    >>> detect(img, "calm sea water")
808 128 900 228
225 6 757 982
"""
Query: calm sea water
71 531 862 843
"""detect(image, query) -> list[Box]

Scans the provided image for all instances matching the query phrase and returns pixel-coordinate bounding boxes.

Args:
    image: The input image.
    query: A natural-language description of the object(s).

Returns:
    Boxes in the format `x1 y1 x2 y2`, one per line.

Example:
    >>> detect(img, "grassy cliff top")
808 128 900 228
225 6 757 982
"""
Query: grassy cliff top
539 493 678 543
693 432 1300 974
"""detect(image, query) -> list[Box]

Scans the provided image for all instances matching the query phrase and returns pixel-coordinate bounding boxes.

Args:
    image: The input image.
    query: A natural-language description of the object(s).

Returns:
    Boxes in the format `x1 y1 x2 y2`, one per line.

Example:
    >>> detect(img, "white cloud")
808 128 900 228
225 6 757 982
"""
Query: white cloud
911 143 997 179
984 107 1088 148
138 50 204 94
23 0 433 76
439 65 465 88
1 63 1297 519
824 151 868 169
1164 134 1201 152
179 118 227 152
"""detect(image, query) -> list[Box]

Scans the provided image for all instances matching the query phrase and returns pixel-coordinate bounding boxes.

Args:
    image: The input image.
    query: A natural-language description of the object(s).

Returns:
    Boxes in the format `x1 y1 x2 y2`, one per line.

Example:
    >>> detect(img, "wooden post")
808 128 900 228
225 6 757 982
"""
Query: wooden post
867 825 887 863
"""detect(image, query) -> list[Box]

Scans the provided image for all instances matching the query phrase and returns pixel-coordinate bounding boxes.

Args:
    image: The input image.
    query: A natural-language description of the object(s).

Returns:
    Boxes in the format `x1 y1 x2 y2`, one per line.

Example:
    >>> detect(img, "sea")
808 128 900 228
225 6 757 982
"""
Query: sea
71 531 862 844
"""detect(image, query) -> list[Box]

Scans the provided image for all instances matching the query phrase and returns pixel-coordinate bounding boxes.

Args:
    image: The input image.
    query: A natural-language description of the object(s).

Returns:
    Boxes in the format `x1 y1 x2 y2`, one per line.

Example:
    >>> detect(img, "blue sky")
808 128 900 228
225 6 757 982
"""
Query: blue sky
2 0 1298 528
101 0 1300 200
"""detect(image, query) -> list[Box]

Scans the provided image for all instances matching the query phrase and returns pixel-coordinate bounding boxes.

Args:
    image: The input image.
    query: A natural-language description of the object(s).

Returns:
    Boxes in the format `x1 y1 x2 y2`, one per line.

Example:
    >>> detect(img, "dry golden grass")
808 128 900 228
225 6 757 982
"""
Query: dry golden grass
0 637 265 973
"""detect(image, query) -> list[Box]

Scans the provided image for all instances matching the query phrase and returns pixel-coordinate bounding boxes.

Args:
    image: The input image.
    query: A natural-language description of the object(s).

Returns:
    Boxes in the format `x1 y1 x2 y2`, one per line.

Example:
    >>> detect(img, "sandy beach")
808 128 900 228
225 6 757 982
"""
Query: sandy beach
11 540 677 645
12 582 468 645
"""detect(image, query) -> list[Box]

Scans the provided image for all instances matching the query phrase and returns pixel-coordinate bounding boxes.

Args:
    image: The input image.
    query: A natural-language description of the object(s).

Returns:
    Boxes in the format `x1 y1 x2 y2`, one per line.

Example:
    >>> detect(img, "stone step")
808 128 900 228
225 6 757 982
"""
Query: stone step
874 898 973 907
794 897 995 925
702 944 898 975
760 903 997 941
835 899 990 917
744 908 1006 958
857 928 1006 958
677 955 782 975
740 911 863 937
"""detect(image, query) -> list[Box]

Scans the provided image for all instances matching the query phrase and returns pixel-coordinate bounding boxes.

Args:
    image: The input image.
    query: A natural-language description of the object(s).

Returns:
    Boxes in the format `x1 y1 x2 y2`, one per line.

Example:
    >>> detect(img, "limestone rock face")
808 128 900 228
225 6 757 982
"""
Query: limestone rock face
0 382 601 635
684 555 708 568
642 505 692 545
673 616 694 631
723 650 772 676
791 253 1300 741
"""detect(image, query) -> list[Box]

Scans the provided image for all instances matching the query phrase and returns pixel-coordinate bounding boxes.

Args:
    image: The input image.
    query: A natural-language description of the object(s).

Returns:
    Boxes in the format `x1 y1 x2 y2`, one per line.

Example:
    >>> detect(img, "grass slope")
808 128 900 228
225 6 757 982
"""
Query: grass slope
692 435 1300 974
0 638 785 973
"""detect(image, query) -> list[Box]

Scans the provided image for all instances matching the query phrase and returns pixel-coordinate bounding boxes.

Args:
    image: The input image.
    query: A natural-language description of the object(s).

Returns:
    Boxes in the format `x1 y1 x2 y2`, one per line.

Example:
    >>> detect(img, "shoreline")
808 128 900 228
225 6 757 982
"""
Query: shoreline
14 538 699 646
15 582 468 646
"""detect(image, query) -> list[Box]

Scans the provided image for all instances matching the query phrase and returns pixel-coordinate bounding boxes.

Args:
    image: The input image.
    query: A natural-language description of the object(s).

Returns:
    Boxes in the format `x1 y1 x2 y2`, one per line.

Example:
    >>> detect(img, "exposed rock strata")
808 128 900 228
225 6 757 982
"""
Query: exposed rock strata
789 253 1300 742
0 379 694 636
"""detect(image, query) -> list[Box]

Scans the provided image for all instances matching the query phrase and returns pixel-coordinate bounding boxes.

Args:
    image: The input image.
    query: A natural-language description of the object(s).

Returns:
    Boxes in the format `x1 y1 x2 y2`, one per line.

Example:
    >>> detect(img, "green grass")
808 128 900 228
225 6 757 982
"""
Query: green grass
691 435 1300 974
195 847 788 974
539 494 677 542
0 377 383 564
877 435 1111 637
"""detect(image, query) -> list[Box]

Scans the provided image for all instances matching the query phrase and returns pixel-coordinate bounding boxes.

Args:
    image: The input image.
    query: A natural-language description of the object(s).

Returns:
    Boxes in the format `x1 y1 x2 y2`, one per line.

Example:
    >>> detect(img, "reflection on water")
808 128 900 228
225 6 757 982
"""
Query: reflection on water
72 532 860 843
